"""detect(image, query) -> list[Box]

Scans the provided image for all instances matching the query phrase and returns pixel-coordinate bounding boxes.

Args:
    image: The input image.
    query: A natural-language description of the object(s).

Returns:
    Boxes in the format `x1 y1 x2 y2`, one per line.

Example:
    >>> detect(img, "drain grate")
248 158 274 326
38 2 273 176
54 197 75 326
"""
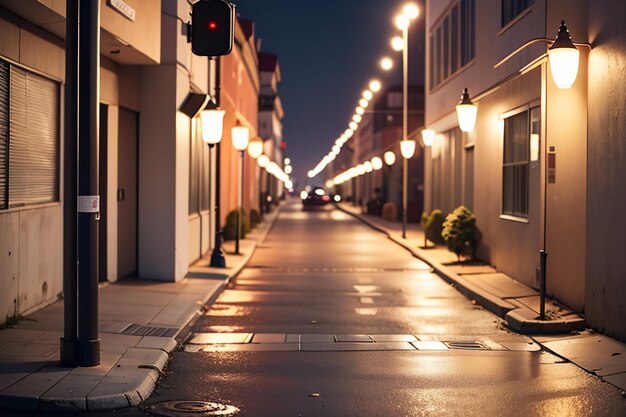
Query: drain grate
444 341 490 350
146 400 239 417
121 323 178 338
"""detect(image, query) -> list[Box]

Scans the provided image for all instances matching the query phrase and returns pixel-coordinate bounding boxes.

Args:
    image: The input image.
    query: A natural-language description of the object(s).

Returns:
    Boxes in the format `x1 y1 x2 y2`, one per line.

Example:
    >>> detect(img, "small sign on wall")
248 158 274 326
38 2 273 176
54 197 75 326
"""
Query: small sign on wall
548 146 556 184
107 0 136 22
78 196 100 213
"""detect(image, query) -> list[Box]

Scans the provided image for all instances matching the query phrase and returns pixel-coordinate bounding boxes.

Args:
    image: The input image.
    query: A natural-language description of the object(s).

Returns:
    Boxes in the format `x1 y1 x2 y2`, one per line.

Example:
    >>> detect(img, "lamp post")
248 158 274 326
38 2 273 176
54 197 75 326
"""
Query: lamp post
201 102 226 267
394 2 419 239
232 122 249 255
400 139 416 238
247 136 264 219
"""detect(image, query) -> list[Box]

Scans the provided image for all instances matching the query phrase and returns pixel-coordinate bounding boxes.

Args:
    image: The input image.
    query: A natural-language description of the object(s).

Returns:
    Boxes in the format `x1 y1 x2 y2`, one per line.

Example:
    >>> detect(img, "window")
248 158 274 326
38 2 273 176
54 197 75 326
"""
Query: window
429 0 475 90
0 59 60 210
502 0 534 27
189 117 210 214
502 108 539 218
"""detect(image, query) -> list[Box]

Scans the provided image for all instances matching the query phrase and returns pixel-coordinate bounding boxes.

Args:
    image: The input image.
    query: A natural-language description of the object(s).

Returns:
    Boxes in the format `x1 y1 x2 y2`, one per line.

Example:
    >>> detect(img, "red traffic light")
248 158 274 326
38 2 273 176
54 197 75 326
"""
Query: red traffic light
208 21 217 30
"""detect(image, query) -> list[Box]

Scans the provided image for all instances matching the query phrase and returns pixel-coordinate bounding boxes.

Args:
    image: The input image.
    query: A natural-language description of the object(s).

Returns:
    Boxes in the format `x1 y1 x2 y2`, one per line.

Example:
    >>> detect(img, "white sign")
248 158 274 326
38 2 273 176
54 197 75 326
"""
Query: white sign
107 0 136 22
78 195 100 213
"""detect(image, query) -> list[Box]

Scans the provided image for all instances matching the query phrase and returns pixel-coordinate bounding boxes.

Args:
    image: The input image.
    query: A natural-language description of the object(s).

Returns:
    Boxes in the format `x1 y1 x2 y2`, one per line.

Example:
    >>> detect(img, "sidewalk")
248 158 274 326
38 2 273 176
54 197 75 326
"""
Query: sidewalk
0 208 280 412
338 203 626 393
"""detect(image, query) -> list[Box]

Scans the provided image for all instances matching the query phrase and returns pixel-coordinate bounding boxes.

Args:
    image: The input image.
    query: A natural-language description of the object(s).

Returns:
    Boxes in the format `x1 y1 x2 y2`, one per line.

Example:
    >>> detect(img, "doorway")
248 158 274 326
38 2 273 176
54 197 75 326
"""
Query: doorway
117 107 138 278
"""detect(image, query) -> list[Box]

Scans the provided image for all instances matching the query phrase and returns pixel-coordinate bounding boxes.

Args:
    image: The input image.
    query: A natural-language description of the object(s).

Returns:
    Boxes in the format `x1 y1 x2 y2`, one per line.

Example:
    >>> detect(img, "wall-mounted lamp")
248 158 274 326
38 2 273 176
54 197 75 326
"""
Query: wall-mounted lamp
200 102 225 145
548 21 580 89
232 122 250 151
257 154 269 168
456 88 478 133
421 129 435 147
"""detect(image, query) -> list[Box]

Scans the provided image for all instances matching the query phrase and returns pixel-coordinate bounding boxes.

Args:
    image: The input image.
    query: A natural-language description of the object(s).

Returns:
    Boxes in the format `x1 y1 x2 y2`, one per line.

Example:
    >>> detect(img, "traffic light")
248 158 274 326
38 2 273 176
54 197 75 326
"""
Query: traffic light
191 0 235 56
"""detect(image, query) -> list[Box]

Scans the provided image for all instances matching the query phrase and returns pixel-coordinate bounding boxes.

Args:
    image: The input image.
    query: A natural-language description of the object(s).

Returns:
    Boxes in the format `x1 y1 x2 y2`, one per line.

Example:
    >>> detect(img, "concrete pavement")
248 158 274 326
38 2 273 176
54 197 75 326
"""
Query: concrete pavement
338 203 626 393
0 208 280 412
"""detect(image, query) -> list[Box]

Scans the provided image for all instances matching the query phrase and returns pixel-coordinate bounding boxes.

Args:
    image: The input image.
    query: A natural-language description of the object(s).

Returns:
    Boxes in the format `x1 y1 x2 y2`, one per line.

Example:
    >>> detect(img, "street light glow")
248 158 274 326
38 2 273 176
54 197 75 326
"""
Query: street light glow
231 125 250 151
200 108 225 145
391 36 404 51
548 21 580 89
349 121 359 131
421 129 435 147
371 156 383 170
257 154 269 167
359 98 369 108
363 90 373 100
400 140 416 159
247 136 263 159
356 106 364 115
352 114 362 123
380 57 394 71
402 3 419 20
369 79 382 92
384 151 396 166
395 14 409 30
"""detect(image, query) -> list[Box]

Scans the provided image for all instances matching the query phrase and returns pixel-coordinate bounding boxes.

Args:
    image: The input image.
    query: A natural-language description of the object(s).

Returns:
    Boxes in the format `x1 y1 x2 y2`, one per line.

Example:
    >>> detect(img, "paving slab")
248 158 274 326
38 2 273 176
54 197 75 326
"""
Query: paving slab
200 343 299 353
301 342 416 351
188 333 252 344
251 333 286 343
135 336 178 352
540 335 626 377
603 372 626 392
462 273 538 299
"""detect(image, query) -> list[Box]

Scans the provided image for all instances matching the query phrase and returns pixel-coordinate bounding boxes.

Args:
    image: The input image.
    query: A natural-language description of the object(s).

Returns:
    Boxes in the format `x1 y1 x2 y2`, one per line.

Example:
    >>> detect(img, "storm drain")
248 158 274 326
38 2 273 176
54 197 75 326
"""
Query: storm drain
444 341 490 350
121 323 178 338
146 401 239 417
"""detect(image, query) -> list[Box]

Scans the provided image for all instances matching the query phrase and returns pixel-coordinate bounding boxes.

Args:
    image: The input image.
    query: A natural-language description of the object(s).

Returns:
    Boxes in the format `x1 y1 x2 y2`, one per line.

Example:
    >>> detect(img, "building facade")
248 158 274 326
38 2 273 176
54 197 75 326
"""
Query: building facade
0 1 280 323
424 0 625 340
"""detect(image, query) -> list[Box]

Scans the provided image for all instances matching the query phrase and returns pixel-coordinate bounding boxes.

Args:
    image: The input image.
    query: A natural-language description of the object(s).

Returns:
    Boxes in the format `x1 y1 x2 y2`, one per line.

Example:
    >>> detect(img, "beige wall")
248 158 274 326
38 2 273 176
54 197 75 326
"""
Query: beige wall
0 9 65 319
586 0 626 341
424 0 588 309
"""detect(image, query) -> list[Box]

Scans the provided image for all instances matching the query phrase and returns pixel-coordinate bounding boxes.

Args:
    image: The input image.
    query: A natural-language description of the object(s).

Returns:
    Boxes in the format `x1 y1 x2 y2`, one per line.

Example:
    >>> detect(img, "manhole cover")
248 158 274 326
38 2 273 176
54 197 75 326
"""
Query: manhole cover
146 401 239 417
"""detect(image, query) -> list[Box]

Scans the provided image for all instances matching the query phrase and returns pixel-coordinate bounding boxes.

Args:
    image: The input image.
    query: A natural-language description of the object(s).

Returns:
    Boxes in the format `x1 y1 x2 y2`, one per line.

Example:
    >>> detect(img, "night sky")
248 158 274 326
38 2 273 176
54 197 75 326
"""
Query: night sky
233 0 424 187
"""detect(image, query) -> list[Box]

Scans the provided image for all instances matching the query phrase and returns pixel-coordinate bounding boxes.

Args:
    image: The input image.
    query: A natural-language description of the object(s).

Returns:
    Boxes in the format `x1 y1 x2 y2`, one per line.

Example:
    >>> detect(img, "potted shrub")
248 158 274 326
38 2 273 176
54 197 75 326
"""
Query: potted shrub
224 209 249 240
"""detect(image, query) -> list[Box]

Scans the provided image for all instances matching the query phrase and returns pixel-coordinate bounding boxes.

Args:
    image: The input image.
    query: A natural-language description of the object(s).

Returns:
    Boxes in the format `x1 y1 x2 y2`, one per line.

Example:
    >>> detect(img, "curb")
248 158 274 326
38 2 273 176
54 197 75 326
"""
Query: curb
336 204 586 334
0 207 282 413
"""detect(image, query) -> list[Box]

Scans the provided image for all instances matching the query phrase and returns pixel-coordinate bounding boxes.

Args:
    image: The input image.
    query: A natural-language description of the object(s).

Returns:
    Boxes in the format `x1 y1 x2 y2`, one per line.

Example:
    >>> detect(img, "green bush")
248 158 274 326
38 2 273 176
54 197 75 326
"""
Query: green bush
250 209 261 228
442 205 479 261
420 209 445 247
224 209 249 240
381 202 397 222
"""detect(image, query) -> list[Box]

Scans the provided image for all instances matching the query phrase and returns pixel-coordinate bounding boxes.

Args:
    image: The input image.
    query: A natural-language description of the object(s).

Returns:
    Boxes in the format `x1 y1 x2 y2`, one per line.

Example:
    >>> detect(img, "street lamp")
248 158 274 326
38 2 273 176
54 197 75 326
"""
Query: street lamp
456 88 478 133
395 2 419 239
369 79 382 93
201 102 227 268
231 122 249 255
247 136 263 220
384 151 396 166
371 156 383 170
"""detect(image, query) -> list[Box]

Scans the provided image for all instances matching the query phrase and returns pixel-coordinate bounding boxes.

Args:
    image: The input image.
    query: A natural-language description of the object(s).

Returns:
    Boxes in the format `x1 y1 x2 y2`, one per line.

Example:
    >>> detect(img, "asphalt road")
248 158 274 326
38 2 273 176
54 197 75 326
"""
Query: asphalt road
14 200 625 416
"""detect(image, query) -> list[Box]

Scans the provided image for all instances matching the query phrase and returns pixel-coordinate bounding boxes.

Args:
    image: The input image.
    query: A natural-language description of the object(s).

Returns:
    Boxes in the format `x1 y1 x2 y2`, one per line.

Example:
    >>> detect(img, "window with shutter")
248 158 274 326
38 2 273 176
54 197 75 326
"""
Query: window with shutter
0 61 8 209
0 59 59 210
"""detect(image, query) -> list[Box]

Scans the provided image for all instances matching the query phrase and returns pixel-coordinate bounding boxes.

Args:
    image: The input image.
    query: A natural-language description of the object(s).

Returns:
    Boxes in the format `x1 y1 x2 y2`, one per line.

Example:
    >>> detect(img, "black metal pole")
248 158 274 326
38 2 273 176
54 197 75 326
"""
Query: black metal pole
540 250 547 320
77 0 100 367
61 0 78 366
210 57 225 267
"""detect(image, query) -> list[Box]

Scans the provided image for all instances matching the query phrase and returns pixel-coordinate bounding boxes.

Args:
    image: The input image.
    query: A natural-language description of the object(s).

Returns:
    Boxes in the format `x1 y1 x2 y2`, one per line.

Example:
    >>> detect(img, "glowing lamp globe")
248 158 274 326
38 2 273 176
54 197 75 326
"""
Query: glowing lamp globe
231 124 250 151
400 140 416 159
421 129 435 147
200 106 225 145
384 151 396 166
371 156 383 170
247 137 263 159
456 88 478 133
548 21 580 89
